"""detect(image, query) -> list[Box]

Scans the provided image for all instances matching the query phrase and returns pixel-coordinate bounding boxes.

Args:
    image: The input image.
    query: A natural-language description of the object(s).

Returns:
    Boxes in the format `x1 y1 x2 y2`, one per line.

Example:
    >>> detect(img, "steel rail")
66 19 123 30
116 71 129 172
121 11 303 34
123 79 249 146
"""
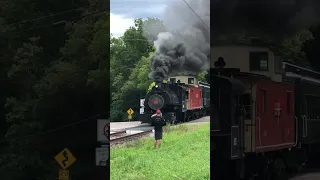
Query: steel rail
110 130 152 143
110 130 126 137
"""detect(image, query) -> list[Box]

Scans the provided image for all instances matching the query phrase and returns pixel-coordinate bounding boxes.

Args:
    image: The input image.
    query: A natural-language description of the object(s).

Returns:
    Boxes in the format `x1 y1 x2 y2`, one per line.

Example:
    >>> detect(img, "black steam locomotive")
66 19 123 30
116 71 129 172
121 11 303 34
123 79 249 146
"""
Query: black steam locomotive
139 75 210 124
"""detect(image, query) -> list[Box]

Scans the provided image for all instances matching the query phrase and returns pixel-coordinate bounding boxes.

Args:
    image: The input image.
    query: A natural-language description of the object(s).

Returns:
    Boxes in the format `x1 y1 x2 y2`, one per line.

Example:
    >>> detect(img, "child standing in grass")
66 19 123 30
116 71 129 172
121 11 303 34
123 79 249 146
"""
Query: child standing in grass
151 109 166 149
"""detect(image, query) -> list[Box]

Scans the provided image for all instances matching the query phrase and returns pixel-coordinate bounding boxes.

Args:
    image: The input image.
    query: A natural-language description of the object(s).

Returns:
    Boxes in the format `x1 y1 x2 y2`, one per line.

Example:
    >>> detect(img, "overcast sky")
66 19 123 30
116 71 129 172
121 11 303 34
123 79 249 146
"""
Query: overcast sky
110 0 166 37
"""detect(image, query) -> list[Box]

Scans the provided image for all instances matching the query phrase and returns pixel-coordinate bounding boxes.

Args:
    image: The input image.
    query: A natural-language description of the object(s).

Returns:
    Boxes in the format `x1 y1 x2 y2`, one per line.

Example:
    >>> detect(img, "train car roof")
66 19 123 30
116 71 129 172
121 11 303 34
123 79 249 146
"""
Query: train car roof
198 81 210 88
283 62 320 85
283 62 320 77
211 75 245 93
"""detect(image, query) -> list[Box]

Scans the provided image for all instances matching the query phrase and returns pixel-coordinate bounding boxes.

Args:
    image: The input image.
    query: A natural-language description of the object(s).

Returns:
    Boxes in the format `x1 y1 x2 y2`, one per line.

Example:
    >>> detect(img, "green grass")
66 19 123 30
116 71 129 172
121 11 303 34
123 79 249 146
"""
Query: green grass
110 124 210 180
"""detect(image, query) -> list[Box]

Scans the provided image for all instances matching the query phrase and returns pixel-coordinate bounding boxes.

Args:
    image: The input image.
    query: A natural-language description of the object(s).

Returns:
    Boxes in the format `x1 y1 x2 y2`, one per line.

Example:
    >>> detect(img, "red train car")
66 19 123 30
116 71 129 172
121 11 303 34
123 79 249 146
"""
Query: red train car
188 87 203 110
254 82 295 153
211 68 298 180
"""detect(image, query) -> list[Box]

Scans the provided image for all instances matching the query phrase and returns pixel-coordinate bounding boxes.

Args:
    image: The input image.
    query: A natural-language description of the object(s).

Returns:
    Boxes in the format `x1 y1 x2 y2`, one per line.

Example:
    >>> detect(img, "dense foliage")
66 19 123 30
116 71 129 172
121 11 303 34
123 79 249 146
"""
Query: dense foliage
0 0 109 179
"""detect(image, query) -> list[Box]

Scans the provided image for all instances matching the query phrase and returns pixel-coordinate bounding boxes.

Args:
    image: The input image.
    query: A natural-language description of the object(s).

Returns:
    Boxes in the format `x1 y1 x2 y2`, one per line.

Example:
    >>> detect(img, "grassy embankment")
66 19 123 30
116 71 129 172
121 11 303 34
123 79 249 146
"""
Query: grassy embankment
111 123 210 180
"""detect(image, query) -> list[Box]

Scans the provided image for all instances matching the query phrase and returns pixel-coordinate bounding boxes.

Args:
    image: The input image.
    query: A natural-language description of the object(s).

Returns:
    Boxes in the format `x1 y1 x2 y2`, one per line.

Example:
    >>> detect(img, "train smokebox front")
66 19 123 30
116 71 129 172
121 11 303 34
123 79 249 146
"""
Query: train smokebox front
148 93 164 110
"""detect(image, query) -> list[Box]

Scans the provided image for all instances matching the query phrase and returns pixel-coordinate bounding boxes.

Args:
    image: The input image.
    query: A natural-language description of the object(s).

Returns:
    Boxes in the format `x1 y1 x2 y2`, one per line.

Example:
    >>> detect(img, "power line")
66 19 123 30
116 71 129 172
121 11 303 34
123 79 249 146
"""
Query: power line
110 1 165 5
110 36 152 42
7 9 108 35
119 38 153 42
2 4 101 28
181 0 210 31
1 112 108 142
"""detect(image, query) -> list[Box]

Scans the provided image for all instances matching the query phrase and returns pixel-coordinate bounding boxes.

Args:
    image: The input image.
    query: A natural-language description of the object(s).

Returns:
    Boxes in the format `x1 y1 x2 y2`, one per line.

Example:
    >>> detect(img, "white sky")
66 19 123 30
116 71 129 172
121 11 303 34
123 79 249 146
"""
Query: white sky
110 13 135 38
110 0 166 37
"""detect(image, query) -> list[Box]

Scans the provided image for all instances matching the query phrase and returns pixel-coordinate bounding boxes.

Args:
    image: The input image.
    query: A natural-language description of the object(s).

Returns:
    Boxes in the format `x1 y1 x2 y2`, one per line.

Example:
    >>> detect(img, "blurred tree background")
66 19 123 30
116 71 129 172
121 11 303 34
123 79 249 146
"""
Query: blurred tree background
0 0 109 179
1 0 320 179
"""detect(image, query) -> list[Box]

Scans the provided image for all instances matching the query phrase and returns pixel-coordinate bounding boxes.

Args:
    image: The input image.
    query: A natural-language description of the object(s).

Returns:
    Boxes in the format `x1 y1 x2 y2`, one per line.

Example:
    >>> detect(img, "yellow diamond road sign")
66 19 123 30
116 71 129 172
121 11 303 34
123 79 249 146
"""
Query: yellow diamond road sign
59 169 69 180
127 108 134 115
55 148 76 169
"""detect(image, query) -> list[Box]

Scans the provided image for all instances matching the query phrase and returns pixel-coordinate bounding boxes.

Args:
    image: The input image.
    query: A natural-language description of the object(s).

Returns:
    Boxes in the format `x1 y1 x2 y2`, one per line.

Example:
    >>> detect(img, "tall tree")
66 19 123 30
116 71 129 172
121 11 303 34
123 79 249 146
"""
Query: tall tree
110 18 163 121
281 29 314 67
0 0 110 179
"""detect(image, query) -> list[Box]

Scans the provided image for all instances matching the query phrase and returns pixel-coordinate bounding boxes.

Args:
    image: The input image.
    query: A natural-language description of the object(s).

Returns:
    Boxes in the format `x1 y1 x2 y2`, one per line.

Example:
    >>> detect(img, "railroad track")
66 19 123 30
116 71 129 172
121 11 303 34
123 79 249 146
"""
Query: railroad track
110 130 127 140
110 130 153 148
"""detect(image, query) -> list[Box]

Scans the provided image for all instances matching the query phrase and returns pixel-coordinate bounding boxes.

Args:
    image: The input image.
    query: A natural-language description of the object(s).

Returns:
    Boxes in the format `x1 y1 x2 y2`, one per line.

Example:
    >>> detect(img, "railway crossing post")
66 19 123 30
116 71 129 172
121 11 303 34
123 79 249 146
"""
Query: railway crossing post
96 119 110 179
96 119 109 166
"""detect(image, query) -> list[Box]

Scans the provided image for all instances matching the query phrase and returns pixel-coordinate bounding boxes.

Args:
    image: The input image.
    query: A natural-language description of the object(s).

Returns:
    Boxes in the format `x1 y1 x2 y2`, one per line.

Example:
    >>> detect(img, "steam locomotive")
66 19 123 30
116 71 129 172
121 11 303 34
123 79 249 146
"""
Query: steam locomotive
139 75 210 124
212 64 320 180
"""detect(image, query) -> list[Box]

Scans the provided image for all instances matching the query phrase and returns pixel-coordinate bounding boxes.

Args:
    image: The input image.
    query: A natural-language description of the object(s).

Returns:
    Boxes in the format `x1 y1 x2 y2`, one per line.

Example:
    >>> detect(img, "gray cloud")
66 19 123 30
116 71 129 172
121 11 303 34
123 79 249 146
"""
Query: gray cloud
148 0 210 82
111 0 166 19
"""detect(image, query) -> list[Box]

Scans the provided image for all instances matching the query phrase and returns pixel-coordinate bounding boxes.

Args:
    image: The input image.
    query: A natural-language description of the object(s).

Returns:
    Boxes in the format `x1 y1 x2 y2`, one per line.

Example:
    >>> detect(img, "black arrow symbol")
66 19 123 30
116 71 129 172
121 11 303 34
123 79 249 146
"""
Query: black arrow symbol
62 150 69 167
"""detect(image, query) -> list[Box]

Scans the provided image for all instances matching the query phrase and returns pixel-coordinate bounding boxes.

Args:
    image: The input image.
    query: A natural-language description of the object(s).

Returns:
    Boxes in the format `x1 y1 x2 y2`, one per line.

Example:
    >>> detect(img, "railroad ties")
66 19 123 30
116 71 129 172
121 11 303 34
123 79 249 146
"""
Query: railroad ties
110 130 153 148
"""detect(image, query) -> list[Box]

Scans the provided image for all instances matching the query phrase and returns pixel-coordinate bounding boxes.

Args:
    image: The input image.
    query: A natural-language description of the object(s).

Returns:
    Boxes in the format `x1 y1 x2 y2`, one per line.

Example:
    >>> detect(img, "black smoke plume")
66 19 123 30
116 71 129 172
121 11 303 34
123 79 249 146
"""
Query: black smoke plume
147 0 210 82
211 0 320 42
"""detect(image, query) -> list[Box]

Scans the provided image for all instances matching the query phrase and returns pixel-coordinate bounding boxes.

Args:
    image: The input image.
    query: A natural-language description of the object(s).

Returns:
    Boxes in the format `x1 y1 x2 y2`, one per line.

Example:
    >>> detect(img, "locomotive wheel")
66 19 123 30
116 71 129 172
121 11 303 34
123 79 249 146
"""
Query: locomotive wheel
165 112 175 125
195 111 200 119
249 163 271 180
271 158 288 180
192 112 196 120
245 157 271 180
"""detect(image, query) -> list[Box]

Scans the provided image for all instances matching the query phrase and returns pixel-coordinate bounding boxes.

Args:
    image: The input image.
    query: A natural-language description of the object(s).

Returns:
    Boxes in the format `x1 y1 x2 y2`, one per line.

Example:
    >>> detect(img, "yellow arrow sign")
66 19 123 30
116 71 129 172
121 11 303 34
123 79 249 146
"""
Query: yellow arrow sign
55 148 76 169
127 108 134 115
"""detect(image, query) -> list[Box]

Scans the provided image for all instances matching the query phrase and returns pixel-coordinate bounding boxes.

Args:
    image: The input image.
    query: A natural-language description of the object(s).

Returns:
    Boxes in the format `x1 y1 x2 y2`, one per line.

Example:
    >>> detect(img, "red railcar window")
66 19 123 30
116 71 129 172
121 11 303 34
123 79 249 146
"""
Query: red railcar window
188 78 194 84
261 89 267 113
304 95 320 119
250 52 269 71
286 91 292 114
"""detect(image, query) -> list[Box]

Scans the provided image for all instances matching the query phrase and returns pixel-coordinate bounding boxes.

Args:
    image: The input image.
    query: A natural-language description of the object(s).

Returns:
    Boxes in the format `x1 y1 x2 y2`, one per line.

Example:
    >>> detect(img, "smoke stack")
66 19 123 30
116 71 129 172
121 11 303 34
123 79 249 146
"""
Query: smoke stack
156 81 162 88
